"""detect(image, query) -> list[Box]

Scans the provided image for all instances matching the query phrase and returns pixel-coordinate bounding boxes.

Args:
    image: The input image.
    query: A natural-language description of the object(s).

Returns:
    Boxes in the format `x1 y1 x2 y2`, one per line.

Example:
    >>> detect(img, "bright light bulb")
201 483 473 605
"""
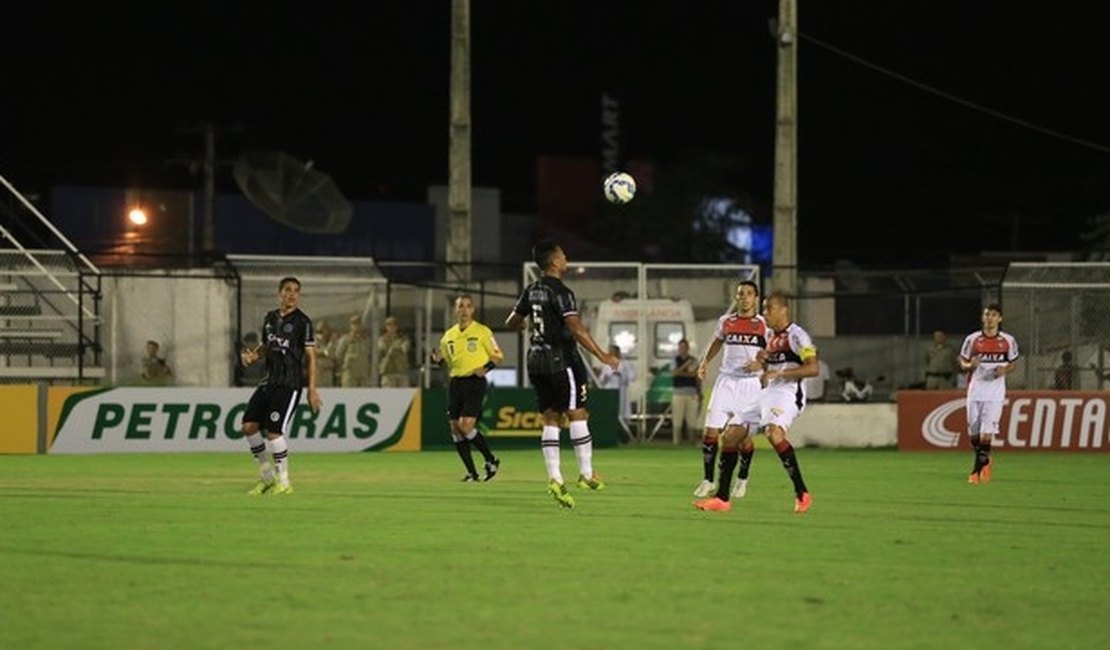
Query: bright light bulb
128 208 148 226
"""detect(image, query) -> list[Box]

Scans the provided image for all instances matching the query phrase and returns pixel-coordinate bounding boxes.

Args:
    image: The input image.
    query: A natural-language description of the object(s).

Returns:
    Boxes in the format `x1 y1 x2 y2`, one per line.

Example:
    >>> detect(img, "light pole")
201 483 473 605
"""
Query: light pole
772 0 798 295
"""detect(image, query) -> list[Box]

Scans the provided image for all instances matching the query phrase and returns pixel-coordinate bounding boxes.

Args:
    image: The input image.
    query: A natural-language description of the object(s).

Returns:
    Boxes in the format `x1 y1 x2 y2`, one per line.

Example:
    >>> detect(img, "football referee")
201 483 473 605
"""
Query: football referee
431 294 503 481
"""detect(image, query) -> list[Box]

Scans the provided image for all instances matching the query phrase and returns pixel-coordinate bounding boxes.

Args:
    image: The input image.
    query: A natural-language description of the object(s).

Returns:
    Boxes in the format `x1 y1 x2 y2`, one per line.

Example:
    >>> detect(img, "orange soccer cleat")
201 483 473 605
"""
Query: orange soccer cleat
693 497 732 512
967 472 980 484
793 492 812 514
979 458 992 484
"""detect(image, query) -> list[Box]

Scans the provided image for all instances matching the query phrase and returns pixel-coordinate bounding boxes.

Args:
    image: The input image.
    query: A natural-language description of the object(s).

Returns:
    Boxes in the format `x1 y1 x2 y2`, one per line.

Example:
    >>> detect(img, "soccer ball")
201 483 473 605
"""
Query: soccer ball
603 172 636 204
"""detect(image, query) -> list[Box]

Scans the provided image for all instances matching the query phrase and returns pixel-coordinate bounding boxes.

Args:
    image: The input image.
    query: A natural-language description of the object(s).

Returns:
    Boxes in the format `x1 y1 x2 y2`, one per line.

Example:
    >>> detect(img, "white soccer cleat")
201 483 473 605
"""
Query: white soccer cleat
731 478 749 499
693 480 716 498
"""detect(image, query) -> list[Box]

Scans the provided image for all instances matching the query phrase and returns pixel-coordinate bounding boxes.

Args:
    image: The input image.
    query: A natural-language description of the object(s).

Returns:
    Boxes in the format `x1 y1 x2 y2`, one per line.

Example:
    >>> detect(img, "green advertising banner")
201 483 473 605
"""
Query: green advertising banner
421 387 619 450
49 388 422 453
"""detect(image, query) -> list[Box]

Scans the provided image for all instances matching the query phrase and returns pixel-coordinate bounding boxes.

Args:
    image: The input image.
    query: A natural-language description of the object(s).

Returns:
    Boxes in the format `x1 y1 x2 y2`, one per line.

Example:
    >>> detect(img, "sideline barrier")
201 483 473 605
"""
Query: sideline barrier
0 386 619 454
898 390 1110 451
421 387 619 450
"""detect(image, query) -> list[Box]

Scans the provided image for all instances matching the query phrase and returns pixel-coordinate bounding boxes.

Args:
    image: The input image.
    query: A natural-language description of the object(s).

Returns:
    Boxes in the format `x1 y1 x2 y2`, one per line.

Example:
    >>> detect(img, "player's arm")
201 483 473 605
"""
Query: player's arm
765 350 820 382
993 358 1018 379
305 346 323 413
241 342 263 365
484 330 504 364
505 311 527 331
430 336 447 366
959 355 979 371
565 314 618 369
697 337 724 379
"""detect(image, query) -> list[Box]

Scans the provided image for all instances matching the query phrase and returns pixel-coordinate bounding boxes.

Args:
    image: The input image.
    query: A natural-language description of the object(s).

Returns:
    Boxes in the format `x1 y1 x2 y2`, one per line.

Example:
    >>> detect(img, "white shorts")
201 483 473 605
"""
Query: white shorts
704 375 762 430
759 387 804 431
966 400 1003 436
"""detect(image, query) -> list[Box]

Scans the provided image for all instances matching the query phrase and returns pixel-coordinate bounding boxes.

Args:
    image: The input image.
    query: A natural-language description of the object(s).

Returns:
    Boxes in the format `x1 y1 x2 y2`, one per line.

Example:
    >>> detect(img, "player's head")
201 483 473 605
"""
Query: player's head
762 291 791 329
982 303 1003 331
733 280 760 314
277 277 301 310
454 293 475 323
532 240 565 273
678 338 690 355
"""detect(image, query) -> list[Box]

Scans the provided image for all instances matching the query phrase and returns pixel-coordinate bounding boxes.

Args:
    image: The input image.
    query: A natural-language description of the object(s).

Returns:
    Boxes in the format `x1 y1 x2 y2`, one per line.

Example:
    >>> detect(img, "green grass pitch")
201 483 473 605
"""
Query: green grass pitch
1 447 1108 649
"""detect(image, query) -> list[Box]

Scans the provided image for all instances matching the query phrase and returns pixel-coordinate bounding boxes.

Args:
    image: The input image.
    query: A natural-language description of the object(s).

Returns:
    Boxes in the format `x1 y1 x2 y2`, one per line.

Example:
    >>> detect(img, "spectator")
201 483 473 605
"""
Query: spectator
140 340 173 385
336 315 372 388
377 315 412 387
670 338 702 444
837 367 875 403
597 344 635 421
924 329 960 390
315 320 338 387
1053 351 1075 390
236 332 266 387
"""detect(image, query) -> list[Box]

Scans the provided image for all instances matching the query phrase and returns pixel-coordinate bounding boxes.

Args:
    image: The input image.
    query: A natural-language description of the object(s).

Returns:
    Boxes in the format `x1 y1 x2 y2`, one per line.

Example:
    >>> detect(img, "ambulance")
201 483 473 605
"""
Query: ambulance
589 296 697 399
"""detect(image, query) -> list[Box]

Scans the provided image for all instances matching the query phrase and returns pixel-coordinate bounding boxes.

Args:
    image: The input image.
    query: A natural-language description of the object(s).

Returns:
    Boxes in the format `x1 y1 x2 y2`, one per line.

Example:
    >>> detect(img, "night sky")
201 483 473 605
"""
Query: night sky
2 1 1107 267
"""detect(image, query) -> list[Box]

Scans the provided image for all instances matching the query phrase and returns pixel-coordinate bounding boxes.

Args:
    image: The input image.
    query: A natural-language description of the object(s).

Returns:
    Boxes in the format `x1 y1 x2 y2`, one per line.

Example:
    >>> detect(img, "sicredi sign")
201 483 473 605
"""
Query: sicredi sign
50 388 419 453
897 391 1110 451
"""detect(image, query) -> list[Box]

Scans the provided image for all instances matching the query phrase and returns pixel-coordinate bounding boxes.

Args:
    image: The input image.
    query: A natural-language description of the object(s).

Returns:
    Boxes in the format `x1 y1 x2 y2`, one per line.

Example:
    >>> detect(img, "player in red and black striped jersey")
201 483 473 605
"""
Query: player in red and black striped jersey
958 303 1019 484
239 276 323 496
693 281 768 510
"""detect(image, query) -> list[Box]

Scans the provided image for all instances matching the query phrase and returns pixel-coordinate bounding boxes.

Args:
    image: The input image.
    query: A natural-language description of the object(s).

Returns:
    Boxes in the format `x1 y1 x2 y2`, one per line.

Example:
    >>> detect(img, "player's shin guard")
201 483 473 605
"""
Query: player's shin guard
976 441 991 472
701 436 719 482
541 425 563 483
569 420 594 479
738 442 755 480
452 433 479 478
270 435 290 485
773 439 808 497
246 433 274 481
464 430 496 464
716 450 739 501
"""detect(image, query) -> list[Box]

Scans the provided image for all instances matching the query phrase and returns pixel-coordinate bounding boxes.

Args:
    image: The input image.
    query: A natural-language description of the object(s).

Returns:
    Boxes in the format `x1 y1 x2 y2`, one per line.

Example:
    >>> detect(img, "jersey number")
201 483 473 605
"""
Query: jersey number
530 304 547 339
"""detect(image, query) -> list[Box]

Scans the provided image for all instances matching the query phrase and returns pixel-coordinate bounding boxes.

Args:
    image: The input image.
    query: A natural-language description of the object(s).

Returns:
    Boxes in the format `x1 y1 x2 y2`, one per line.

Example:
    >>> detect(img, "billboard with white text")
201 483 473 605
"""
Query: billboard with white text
897 390 1110 451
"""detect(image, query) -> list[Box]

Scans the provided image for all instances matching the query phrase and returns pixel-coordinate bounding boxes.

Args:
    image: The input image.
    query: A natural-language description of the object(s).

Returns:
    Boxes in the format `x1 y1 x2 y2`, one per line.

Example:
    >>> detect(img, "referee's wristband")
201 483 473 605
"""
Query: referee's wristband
483 361 496 372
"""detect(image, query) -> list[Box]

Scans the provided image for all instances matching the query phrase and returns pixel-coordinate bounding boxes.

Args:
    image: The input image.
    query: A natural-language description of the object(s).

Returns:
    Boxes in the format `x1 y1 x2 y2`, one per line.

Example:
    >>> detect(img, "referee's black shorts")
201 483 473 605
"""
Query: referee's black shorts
243 384 303 434
529 362 589 413
447 375 488 419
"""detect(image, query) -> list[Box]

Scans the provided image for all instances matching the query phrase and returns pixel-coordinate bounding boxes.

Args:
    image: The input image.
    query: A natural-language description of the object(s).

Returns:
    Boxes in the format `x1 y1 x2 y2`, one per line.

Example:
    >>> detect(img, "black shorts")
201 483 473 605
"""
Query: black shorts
447 375 488 420
530 361 589 413
243 384 303 434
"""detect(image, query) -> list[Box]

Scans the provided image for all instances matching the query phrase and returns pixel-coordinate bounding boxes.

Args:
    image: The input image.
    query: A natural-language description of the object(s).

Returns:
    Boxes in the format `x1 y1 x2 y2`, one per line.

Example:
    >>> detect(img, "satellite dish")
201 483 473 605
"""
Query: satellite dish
232 150 353 234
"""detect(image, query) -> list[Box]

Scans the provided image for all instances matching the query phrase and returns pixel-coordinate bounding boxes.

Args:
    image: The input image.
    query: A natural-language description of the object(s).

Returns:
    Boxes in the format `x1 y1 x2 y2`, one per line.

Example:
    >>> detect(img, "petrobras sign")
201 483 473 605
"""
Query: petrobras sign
50 388 420 453
897 390 1110 452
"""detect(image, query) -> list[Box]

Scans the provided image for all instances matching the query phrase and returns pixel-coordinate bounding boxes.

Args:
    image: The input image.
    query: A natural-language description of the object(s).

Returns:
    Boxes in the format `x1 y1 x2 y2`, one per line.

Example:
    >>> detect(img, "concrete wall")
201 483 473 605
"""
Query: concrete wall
792 403 897 448
105 273 235 387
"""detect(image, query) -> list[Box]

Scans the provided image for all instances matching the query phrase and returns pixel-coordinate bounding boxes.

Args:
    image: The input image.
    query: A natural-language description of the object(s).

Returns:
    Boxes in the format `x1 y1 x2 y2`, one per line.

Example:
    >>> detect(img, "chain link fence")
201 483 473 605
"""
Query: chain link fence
1002 262 1110 390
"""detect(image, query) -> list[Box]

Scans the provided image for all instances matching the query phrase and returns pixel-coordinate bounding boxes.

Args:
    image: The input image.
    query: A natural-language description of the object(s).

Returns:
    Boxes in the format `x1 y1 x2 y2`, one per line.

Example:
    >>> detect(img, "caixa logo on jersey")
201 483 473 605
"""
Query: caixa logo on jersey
898 391 1110 452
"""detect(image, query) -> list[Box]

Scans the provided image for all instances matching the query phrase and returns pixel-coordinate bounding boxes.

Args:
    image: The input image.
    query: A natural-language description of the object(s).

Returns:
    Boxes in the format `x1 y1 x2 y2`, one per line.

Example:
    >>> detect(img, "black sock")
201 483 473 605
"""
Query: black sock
976 442 991 471
971 438 983 473
738 448 754 480
467 431 496 463
702 439 719 482
454 440 478 477
716 450 739 500
775 442 808 497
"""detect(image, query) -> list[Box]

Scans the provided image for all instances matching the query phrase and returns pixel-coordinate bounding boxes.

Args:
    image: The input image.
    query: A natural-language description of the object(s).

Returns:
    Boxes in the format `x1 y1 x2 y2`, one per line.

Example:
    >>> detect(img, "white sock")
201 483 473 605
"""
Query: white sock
569 420 593 478
541 425 563 483
246 433 273 481
269 435 290 485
